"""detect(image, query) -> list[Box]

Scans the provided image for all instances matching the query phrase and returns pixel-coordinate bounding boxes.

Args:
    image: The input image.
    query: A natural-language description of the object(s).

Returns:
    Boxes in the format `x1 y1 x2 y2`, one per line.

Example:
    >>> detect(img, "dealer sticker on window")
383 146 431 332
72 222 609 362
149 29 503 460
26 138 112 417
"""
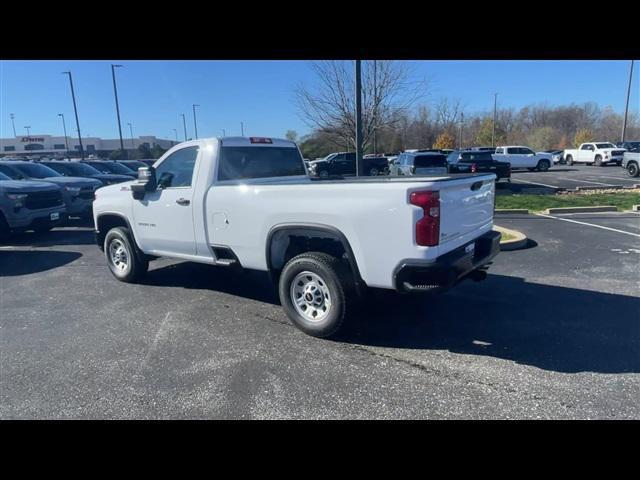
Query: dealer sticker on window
465 243 475 254
50 212 60 221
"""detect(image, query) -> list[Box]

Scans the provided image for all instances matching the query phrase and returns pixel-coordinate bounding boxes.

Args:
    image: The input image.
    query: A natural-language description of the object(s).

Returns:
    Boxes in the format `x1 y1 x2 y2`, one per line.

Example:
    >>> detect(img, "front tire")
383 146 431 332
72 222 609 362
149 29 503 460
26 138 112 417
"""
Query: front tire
369 167 379 176
594 155 602 166
627 162 639 177
104 227 148 283
278 252 351 338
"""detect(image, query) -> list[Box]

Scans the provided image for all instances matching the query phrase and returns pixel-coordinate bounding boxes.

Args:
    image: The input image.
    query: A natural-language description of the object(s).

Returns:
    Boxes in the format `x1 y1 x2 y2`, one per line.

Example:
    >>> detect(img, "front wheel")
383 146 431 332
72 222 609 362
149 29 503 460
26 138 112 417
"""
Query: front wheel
369 167 379 176
278 252 352 338
536 159 551 172
104 226 148 283
627 162 639 177
594 155 602 166
319 170 329 179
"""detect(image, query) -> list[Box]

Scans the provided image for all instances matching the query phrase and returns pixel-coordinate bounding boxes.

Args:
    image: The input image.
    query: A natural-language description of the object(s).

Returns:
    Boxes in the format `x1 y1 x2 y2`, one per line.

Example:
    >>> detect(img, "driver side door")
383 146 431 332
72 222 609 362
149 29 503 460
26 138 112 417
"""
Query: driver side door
132 146 200 256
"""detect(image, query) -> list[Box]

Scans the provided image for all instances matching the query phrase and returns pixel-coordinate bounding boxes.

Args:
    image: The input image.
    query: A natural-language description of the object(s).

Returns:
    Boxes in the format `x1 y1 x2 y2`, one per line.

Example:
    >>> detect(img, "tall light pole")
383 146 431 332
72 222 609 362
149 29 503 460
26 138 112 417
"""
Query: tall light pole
127 123 134 148
621 60 635 143
372 60 377 155
222 129 226 137
24 126 31 136
240 121 244 136
355 60 363 177
62 71 84 160
492 92 498 148
181 114 187 141
58 114 69 154
192 104 200 139
9 114 17 137
111 64 125 152
459 112 464 149
173 128 178 143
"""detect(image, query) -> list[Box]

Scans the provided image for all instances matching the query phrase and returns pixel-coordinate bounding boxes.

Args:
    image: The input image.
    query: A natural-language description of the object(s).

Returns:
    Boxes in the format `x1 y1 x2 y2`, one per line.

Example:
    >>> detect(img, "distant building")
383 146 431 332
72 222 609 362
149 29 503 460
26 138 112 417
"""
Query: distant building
0 135 178 157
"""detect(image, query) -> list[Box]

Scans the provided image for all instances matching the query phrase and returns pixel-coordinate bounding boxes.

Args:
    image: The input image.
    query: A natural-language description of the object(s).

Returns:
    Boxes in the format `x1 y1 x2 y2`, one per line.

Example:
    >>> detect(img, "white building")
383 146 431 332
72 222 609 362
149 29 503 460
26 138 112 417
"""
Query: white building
0 134 178 157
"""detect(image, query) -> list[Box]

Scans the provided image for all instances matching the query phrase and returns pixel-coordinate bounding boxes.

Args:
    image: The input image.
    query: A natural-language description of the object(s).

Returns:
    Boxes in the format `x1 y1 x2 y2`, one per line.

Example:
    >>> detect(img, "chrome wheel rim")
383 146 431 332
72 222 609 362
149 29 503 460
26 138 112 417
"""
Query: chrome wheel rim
108 239 129 272
290 271 332 322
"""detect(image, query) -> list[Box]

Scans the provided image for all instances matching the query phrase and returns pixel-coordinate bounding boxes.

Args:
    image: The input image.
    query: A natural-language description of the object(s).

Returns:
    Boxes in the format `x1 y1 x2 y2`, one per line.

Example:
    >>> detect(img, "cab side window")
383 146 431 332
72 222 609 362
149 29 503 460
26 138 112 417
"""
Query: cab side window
507 147 519 154
495 148 504 154
580 144 593 151
154 147 199 188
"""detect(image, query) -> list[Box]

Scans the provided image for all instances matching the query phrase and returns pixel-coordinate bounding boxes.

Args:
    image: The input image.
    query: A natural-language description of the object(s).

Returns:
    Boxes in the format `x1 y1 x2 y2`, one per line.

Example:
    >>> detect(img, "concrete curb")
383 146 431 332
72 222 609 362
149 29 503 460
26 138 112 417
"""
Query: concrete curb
495 209 530 215
493 225 529 251
575 185 623 191
544 206 618 214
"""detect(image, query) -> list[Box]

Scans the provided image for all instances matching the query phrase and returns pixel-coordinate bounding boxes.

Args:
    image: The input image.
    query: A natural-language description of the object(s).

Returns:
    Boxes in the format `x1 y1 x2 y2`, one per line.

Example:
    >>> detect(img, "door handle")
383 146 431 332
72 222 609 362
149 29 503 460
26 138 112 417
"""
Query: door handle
176 198 190 206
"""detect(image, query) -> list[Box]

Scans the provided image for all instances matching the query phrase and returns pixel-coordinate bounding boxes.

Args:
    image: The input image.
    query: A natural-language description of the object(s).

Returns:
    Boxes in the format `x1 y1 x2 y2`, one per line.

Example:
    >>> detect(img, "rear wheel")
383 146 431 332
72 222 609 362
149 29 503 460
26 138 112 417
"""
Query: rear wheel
369 167 379 176
566 155 574 166
536 159 551 172
278 251 352 338
627 162 639 177
319 170 329 179
104 226 148 283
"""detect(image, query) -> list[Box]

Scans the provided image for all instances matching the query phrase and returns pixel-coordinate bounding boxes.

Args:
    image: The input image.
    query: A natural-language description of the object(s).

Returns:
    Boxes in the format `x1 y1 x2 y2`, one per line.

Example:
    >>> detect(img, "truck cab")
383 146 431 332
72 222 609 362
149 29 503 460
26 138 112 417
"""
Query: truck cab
493 146 552 171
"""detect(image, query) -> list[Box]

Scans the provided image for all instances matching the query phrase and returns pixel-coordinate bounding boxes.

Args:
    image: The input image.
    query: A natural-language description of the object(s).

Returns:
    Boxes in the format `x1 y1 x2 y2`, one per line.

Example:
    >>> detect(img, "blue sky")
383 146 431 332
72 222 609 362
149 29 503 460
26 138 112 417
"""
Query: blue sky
1 60 638 140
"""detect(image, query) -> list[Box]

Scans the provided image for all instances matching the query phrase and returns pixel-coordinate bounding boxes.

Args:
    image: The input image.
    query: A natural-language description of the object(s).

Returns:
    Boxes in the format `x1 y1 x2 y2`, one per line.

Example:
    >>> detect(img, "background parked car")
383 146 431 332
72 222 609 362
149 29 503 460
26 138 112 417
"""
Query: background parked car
307 152 389 177
539 150 564 164
390 152 448 176
0 161 101 220
0 171 66 238
117 160 151 172
616 141 640 152
622 150 640 177
81 160 137 178
446 150 511 183
493 146 553 171
40 161 133 186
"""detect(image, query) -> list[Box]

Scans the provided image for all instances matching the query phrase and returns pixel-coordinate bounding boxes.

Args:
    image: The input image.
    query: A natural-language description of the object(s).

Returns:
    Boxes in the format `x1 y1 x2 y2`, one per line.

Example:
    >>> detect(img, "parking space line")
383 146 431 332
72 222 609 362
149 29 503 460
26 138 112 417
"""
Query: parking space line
594 175 636 181
556 178 621 186
534 213 640 238
511 178 560 189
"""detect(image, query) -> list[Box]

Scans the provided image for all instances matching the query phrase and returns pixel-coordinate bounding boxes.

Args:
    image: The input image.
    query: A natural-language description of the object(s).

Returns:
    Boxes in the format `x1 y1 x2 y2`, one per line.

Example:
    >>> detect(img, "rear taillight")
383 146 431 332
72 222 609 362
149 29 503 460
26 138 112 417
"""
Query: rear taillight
409 191 440 246
471 163 477 173
249 137 272 144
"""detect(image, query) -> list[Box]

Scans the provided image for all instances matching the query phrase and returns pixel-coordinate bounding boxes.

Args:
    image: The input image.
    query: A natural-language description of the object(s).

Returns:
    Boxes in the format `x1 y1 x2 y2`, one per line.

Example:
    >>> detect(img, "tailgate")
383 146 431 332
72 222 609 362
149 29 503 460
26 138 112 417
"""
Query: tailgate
438 175 495 245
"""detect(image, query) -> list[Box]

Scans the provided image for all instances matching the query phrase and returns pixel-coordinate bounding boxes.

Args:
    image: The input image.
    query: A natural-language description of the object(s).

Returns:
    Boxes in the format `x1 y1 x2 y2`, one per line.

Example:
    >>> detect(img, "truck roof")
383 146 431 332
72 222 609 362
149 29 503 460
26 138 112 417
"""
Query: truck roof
217 137 296 147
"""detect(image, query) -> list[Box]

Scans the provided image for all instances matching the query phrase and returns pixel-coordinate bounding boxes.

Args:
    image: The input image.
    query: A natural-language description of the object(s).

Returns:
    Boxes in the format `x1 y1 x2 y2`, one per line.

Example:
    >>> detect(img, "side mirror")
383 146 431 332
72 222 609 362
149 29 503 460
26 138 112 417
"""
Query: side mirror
131 166 157 200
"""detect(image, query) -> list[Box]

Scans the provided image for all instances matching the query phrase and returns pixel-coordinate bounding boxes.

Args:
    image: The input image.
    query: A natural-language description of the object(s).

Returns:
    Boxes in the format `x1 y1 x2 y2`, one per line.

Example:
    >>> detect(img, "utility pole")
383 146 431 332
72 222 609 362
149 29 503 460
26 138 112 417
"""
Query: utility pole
222 129 226 136
173 128 178 143
181 114 187 141
621 60 635 142
58 114 69 154
372 60 377 156
492 93 498 148
192 104 200 139
24 126 31 136
9 114 17 137
128 122 134 148
111 64 125 152
459 112 464 149
240 122 244 136
62 71 84 160
355 60 364 176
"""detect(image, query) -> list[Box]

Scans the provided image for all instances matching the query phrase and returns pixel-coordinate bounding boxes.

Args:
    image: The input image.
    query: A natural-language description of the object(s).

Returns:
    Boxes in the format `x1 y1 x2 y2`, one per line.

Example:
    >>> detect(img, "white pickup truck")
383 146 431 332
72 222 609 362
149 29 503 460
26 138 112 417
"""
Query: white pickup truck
93 137 501 337
493 146 553 171
563 142 626 166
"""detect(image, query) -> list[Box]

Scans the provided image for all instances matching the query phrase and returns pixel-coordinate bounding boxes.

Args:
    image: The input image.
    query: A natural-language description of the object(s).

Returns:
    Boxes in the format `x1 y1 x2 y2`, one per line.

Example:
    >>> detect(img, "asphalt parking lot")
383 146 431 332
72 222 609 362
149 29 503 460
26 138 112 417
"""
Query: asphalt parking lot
500 164 640 195
1 214 639 419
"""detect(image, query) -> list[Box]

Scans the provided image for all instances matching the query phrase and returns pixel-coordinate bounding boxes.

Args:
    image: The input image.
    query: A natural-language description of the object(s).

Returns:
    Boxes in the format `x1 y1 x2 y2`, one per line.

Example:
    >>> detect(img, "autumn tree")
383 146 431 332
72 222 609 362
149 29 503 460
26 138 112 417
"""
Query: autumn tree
574 128 594 147
432 131 455 150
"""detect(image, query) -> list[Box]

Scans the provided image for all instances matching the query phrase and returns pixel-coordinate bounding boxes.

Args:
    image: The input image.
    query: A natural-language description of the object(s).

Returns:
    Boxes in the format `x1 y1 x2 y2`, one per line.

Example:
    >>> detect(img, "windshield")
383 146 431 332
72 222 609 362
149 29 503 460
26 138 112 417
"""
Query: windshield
596 143 615 149
47 162 102 176
85 161 134 175
218 146 306 180
414 154 447 168
12 162 62 179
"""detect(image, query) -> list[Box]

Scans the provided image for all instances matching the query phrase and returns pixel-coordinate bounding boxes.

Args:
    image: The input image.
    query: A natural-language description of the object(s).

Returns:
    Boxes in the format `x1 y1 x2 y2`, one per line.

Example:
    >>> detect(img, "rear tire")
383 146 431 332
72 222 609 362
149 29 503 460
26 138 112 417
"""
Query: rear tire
104 227 148 283
566 155 573 166
536 159 551 171
369 167 379 176
0 214 10 242
627 162 639 177
278 251 352 338
319 170 329 179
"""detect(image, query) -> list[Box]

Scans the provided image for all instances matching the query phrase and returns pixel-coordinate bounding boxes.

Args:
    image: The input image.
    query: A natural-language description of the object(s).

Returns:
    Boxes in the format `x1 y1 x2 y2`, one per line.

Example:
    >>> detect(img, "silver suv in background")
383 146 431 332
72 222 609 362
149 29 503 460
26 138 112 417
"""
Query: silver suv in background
0 171 66 238
0 161 102 220
389 151 449 176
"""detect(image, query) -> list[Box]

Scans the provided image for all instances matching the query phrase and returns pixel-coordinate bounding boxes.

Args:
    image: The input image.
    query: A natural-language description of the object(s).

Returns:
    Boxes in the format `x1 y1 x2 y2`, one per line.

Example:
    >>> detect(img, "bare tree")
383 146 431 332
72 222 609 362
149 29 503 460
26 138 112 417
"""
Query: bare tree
295 61 425 151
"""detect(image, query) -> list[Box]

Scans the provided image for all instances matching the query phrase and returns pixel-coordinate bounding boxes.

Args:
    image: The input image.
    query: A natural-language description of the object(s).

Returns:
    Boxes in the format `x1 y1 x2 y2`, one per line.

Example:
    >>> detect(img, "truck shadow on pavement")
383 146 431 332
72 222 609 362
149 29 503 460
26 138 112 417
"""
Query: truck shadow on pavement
338 273 640 374
2 229 96 248
496 182 557 195
0 250 82 276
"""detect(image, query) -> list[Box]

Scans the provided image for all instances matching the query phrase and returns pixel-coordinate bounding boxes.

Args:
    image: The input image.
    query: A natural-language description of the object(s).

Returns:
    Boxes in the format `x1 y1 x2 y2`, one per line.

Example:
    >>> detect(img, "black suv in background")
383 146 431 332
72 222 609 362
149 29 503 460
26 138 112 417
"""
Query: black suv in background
81 160 137 178
447 150 511 183
617 141 640 152
307 152 389 178
40 161 133 186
